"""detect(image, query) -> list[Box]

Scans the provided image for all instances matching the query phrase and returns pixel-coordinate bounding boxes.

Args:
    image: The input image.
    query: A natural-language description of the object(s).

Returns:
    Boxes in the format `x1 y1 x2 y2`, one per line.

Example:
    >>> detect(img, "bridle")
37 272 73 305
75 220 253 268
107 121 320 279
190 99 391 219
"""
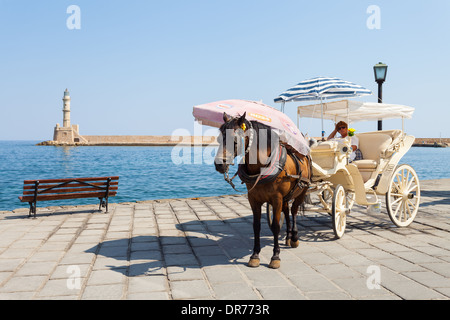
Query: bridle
216 121 257 192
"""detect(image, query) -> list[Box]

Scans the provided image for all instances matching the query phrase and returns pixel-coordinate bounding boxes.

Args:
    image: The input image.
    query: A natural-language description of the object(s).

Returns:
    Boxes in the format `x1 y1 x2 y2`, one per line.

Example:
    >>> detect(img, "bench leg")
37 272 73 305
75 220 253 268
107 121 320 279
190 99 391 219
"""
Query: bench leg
98 197 109 213
98 197 104 211
28 202 37 218
105 197 109 213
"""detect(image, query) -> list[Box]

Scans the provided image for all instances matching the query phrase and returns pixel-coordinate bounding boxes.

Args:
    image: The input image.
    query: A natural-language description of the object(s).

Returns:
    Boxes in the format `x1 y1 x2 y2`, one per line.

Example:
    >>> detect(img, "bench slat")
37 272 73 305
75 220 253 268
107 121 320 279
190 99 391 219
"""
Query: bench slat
23 182 118 190
22 186 119 195
23 176 119 185
19 191 117 203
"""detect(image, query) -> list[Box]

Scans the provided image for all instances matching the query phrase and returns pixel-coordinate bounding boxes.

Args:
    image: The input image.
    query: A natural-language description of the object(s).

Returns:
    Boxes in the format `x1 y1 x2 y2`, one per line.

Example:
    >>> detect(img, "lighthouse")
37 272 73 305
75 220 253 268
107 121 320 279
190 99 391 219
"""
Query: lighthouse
52 89 86 145
63 88 71 128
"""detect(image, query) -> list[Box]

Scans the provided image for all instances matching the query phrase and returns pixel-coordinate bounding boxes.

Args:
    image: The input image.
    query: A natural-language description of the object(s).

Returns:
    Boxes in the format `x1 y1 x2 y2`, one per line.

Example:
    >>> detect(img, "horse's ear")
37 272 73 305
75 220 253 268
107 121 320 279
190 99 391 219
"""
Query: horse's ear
237 112 246 126
223 112 233 123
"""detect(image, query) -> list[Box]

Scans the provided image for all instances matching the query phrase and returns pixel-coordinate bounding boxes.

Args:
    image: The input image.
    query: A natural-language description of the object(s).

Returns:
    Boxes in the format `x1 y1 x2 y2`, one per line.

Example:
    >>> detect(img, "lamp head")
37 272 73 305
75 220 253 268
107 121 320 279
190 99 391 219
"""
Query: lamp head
374 62 388 83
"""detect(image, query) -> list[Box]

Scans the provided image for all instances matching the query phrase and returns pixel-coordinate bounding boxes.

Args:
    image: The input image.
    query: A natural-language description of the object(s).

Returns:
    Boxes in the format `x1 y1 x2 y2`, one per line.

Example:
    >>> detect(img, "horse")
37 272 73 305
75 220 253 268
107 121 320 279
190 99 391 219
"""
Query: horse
214 112 312 269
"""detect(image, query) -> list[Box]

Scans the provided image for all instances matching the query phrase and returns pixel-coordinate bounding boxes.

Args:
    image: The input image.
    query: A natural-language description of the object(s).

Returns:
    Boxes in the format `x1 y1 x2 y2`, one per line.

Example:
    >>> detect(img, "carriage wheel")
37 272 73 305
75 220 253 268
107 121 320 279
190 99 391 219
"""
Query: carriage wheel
266 204 285 229
331 185 348 239
386 164 420 227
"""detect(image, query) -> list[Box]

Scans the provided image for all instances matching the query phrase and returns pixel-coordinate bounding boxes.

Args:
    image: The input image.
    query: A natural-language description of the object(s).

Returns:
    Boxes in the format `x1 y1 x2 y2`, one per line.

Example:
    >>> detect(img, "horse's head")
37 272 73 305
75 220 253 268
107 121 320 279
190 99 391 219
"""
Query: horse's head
214 112 251 174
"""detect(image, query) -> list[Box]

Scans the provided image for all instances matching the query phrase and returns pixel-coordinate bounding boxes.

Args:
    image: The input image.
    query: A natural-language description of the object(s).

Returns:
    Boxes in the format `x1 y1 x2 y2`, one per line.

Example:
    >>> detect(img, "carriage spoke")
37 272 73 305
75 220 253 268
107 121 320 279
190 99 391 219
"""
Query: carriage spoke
407 198 418 211
390 193 403 198
400 201 407 222
405 200 413 219
393 181 402 193
408 184 418 193
391 196 403 206
406 174 415 191
393 197 402 219
404 170 411 189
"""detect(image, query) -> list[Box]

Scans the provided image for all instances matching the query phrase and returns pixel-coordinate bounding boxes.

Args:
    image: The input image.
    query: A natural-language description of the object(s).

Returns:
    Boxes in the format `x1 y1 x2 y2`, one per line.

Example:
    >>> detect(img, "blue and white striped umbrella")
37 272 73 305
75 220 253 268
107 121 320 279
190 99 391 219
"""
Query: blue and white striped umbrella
274 77 372 103
274 77 372 140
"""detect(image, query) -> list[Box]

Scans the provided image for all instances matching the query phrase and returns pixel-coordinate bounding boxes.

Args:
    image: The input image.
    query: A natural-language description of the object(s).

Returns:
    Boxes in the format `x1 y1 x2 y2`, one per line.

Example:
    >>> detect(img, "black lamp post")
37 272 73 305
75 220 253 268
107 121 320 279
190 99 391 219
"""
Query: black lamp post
374 62 388 131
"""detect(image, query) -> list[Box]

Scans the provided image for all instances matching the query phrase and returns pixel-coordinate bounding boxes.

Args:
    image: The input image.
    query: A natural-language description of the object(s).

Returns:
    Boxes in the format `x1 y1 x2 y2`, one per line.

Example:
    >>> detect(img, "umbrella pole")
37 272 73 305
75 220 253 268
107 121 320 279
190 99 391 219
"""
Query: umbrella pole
321 97 325 141
347 100 350 128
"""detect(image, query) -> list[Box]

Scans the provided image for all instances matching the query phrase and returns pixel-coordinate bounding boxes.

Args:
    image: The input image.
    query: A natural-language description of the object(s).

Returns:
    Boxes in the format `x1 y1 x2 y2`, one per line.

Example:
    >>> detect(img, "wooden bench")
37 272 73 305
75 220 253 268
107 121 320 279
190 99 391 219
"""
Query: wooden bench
19 176 119 218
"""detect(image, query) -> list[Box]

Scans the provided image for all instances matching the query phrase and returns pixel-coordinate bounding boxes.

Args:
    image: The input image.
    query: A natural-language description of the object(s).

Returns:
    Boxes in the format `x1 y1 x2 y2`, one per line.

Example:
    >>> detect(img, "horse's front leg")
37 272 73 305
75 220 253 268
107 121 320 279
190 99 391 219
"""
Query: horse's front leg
248 200 262 268
269 198 283 269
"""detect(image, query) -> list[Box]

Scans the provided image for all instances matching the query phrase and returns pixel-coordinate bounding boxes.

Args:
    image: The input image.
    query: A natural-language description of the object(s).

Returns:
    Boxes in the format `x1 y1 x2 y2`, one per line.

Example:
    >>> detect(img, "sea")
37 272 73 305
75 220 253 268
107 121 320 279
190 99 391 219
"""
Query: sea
1 140 449 212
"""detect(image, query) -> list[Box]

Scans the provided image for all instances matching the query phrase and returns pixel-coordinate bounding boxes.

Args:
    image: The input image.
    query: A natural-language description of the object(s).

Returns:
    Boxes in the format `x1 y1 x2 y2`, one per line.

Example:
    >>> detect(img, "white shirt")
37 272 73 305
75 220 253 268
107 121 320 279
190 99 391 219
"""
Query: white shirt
349 136 359 162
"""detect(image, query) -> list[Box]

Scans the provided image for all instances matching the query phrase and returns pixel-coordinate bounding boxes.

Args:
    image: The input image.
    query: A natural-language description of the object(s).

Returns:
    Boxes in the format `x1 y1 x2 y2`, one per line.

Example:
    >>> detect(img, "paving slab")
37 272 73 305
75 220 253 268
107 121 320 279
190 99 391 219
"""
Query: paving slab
0 179 449 300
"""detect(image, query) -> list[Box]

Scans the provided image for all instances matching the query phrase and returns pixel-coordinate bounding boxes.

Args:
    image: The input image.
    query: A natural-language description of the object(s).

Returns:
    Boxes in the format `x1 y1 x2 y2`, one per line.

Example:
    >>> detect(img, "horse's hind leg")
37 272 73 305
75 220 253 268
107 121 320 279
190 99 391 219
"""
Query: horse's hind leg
283 202 292 247
290 189 307 248
289 200 300 248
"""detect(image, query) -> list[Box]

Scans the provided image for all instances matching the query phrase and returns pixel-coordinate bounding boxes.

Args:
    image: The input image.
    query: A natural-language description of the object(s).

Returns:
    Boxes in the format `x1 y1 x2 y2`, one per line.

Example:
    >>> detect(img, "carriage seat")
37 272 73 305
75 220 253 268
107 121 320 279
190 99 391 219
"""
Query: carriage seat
353 131 395 182
353 159 378 169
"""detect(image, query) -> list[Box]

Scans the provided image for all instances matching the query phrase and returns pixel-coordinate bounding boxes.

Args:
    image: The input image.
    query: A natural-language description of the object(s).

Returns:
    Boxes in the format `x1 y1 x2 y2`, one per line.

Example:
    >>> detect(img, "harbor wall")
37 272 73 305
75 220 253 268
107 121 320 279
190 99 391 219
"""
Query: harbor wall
38 135 218 146
413 138 449 147
83 135 218 146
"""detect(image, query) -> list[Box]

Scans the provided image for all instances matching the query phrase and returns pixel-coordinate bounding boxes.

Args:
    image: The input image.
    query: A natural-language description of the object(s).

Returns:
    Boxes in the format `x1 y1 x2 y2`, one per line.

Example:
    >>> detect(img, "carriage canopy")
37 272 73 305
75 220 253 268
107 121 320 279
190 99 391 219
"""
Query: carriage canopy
193 99 310 156
297 99 415 123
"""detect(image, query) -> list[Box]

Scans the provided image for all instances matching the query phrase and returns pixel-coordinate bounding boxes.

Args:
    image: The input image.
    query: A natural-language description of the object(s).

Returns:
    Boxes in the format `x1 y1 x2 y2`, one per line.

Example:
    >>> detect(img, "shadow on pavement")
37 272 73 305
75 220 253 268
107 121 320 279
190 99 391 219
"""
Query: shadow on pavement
84 211 395 276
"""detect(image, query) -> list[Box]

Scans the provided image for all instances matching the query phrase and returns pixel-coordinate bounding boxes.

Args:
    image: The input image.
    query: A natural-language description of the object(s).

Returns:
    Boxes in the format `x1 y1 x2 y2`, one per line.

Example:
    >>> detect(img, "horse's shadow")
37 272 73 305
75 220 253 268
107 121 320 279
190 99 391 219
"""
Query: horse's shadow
85 212 390 276
85 216 258 277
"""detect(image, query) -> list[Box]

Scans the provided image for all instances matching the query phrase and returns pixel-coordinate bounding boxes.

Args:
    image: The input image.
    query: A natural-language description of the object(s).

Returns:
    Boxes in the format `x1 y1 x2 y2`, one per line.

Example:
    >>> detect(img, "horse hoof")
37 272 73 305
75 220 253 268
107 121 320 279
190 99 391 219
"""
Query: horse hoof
248 258 260 268
269 259 281 269
290 240 300 248
285 239 291 246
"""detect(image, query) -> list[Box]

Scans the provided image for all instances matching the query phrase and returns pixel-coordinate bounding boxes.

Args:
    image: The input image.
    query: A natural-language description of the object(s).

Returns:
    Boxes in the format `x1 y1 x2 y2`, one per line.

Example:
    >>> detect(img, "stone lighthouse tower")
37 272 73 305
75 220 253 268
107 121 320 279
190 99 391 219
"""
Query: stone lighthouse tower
53 89 86 145
63 88 71 128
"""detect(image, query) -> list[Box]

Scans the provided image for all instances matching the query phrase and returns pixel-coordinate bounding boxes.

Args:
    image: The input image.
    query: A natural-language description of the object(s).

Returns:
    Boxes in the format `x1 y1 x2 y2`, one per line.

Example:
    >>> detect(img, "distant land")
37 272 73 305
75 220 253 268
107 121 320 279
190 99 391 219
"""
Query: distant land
412 138 449 148
37 135 218 147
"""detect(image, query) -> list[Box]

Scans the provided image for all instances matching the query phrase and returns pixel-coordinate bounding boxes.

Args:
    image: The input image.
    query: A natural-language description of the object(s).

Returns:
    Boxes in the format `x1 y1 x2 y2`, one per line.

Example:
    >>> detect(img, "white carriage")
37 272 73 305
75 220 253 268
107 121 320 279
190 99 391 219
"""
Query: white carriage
298 99 420 238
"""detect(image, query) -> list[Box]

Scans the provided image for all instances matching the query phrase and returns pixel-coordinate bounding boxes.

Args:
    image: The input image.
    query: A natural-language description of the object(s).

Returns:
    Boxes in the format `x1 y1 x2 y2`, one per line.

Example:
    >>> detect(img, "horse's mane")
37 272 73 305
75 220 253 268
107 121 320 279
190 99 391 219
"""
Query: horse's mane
249 120 279 149
219 117 280 151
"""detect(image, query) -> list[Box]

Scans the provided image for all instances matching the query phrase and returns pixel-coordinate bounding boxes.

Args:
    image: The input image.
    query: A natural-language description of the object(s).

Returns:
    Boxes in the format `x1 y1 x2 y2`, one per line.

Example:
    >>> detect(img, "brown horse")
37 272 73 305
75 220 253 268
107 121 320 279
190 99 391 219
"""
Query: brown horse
214 112 312 269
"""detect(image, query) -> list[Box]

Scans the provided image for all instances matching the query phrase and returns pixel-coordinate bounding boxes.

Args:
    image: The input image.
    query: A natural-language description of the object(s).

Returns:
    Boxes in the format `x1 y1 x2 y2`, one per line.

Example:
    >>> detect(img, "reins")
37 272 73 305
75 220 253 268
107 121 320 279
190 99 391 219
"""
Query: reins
223 162 264 194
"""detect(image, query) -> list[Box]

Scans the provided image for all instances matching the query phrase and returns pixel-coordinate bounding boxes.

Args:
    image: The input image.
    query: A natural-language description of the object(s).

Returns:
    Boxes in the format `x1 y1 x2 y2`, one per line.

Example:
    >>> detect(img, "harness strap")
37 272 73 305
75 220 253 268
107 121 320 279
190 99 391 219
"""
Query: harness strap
238 144 286 185
283 149 311 203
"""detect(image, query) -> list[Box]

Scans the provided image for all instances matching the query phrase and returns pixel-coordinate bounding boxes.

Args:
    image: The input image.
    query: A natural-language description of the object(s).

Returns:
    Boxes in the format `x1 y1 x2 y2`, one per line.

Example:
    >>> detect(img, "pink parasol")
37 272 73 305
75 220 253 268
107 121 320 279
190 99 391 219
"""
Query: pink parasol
193 99 310 156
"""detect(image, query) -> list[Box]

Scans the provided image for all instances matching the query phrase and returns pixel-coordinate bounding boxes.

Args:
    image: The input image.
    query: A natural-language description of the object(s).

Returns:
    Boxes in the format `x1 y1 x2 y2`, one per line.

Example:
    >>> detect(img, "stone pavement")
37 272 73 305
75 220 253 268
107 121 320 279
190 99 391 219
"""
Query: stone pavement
0 179 449 300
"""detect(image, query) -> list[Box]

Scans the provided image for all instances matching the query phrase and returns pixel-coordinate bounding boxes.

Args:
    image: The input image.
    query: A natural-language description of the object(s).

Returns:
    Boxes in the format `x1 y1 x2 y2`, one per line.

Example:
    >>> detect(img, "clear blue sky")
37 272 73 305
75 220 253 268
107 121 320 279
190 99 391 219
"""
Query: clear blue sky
1 0 449 140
